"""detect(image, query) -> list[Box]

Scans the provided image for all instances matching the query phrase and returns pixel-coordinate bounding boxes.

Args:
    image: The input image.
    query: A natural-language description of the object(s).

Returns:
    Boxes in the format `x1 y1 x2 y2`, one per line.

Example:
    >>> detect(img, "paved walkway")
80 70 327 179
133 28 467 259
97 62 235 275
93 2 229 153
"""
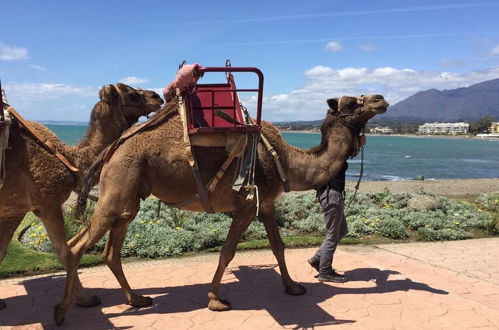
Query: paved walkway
1 238 498 329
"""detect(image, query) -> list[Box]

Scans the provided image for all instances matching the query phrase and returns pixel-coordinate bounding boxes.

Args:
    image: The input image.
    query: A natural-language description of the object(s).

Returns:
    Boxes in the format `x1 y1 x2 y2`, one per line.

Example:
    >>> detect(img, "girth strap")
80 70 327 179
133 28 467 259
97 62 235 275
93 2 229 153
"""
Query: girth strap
5 104 79 173
260 133 290 192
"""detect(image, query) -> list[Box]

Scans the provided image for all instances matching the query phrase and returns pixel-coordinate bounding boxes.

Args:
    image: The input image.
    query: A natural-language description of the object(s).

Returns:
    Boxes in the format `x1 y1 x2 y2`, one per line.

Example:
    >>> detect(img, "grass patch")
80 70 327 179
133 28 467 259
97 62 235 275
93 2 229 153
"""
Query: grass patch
0 241 102 279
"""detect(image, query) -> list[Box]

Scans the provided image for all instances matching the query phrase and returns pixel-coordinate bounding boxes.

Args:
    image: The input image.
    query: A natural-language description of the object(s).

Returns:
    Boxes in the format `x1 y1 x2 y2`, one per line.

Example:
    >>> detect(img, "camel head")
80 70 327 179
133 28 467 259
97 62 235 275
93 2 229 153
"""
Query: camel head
325 94 388 131
98 83 163 126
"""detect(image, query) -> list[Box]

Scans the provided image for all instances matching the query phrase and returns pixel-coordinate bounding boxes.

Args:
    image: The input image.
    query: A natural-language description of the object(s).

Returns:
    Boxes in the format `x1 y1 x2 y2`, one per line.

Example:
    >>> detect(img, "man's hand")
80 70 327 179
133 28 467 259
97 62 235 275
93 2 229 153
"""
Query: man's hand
359 135 366 147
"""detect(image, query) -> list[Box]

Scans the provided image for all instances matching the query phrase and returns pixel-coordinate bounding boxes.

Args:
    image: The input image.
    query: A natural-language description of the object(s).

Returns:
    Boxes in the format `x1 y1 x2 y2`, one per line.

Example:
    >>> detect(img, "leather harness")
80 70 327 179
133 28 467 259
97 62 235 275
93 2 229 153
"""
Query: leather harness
5 104 79 172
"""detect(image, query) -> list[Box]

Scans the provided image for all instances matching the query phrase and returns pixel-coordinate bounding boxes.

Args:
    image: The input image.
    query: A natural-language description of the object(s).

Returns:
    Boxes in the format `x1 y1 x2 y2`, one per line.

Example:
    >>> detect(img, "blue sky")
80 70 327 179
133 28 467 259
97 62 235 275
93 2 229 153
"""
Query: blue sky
2 0 499 122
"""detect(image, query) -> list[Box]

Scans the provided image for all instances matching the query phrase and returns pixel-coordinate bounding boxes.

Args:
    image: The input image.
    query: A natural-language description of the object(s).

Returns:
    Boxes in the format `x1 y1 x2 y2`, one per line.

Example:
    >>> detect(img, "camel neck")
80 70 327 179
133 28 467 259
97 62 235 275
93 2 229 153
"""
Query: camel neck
64 103 129 173
283 122 354 191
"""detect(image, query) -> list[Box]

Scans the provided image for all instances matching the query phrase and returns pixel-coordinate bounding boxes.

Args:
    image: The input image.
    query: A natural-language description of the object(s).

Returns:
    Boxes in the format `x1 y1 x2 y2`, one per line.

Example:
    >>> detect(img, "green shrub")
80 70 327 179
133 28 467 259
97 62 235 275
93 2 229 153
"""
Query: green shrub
417 227 471 241
475 193 499 212
20 191 497 257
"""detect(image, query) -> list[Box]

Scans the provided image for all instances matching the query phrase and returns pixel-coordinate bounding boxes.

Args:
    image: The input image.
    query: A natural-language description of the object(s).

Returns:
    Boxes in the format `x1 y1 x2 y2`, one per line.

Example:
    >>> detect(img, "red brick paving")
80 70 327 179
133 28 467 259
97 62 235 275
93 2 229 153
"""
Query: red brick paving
1 238 498 329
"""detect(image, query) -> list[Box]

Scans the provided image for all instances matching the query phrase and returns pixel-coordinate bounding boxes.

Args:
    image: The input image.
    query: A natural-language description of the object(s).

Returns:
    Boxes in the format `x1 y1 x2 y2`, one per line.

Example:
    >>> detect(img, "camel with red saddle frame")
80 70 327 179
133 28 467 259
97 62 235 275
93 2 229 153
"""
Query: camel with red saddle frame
53 63 389 326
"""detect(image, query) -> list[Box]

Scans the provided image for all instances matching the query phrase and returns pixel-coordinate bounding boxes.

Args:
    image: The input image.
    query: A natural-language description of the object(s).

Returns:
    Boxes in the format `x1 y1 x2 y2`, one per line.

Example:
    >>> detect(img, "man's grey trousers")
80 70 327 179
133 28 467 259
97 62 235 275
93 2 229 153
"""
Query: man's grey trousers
312 188 349 274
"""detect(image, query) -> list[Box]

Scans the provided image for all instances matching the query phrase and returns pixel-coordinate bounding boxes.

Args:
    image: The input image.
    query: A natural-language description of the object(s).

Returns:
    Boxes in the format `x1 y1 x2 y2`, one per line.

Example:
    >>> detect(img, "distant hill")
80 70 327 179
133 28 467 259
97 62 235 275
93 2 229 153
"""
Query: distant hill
385 78 499 121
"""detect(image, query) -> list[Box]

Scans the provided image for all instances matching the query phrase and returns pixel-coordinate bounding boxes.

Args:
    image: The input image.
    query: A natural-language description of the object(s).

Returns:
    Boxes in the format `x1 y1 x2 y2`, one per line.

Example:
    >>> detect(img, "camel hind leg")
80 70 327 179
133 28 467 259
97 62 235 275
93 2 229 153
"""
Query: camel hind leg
208 201 256 311
259 204 306 295
0 216 24 309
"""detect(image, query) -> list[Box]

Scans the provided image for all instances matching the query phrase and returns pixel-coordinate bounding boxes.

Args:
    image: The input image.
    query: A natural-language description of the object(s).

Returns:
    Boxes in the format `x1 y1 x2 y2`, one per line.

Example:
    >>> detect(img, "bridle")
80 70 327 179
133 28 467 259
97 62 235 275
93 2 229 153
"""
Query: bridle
333 95 367 209
102 85 149 115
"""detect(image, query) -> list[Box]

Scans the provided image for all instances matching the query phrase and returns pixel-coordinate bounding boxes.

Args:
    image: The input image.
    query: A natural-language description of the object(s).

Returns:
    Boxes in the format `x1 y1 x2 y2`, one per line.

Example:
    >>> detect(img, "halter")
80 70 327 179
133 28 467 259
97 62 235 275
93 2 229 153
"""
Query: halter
102 85 148 112
335 95 366 138
334 95 367 209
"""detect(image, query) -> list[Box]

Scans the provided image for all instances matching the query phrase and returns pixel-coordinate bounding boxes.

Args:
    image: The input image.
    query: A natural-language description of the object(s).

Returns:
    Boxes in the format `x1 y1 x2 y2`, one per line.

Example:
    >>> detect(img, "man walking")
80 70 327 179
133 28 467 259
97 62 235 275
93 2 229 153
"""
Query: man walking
308 136 366 282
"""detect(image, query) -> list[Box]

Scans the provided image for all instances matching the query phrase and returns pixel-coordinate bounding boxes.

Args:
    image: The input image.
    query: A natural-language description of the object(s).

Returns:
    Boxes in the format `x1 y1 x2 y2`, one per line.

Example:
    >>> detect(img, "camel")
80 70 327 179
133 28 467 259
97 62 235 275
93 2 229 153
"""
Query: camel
0 83 163 310
55 94 388 325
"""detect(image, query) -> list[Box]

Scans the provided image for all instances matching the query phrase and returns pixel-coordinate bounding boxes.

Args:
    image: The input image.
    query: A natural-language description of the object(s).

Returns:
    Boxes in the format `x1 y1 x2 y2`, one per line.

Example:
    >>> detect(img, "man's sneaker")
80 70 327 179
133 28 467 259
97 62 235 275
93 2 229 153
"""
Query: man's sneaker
307 258 320 273
317 270 347 283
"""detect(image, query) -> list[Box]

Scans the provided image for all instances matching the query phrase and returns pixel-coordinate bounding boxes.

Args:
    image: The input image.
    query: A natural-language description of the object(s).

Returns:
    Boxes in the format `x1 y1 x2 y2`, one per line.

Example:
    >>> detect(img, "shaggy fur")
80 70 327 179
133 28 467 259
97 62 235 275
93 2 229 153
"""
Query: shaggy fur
54 94 388 325
0 83 162 311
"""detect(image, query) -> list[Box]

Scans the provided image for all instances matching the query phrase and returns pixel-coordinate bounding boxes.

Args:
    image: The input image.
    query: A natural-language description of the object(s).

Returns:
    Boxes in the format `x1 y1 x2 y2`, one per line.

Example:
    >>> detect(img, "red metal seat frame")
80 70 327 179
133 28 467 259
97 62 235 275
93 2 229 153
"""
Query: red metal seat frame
183 67 263 134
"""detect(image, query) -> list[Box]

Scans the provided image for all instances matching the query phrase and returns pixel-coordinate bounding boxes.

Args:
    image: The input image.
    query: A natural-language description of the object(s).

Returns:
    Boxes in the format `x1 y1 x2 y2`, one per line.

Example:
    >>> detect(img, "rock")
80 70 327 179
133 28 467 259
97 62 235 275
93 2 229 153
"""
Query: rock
407 195 443 211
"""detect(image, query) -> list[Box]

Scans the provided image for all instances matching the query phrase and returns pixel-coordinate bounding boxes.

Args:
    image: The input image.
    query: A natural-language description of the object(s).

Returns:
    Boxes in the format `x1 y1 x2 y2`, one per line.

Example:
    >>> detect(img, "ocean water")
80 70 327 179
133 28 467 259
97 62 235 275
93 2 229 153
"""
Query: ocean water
47 125 499 181
282 132 499 181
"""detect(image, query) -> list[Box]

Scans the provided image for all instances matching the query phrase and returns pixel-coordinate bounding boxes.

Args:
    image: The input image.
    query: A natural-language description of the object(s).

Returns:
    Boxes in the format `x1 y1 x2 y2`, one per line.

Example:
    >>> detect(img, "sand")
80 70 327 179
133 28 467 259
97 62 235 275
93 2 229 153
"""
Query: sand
347 178 499 199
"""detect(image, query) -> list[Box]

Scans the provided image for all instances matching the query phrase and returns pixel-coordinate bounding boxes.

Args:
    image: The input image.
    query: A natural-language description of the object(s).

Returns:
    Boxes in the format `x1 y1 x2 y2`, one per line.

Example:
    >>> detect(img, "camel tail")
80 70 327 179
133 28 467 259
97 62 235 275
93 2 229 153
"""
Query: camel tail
74 145 110 218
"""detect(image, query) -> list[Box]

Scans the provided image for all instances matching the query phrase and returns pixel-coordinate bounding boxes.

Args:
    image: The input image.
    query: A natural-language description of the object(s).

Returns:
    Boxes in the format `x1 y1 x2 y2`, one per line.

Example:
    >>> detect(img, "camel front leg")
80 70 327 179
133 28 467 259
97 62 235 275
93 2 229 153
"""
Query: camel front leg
260 204 306 295
0 216 24 309
37 207 101 308
102 224 152 307
208 202 256 311
54 207 118 326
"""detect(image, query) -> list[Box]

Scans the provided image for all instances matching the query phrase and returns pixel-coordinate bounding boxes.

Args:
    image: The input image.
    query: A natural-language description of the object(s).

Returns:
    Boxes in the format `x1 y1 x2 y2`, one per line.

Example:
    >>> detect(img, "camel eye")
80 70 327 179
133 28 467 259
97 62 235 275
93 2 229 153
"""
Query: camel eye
129 93 141 103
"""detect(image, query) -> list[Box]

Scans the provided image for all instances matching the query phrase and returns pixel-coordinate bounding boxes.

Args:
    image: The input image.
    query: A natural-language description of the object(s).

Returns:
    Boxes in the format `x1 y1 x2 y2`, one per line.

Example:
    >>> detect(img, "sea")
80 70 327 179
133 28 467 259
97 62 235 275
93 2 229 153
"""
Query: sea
47 125 499 181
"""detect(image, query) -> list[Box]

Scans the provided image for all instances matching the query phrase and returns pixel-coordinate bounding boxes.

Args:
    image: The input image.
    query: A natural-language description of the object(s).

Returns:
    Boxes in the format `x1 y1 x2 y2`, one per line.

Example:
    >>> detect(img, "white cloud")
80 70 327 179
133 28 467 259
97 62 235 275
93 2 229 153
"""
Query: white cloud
489 44 499 56
29 64 46 71
0 42 29 61
325 41 343 52
250 66 499 121
359 42 377 51
120 76 149 85
4 82 97 102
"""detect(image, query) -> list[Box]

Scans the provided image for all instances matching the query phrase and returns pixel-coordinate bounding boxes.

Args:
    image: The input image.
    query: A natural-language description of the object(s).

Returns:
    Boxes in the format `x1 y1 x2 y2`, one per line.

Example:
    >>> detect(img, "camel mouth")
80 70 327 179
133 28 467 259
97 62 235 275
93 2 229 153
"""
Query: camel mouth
370 100 389 113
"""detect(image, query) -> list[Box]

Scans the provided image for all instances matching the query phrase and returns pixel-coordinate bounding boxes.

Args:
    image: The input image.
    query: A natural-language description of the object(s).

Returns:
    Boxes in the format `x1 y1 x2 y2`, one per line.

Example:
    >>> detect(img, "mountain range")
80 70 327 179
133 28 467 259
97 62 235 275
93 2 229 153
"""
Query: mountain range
385 78 499 121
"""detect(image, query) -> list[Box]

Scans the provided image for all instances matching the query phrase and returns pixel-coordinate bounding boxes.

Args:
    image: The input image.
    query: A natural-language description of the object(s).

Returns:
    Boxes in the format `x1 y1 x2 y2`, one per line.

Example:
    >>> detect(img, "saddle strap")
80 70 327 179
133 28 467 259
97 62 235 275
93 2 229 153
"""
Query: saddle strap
5 105 79 173
102 101 178 163
0 109 12 189
177 91 213 213
260 133 290 192
166 133 247 210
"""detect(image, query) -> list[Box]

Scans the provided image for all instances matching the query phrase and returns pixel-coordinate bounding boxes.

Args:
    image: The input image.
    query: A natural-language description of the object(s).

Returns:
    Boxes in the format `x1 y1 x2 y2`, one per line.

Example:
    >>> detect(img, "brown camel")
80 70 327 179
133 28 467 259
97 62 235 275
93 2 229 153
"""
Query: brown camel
55 94 388 325
0 83 163 310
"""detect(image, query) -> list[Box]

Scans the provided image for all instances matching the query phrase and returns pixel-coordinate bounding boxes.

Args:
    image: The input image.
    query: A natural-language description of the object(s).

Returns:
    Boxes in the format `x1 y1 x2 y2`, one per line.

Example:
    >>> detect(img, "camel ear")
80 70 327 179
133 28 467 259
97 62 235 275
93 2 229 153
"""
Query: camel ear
99 85 119 103
327 98 338 111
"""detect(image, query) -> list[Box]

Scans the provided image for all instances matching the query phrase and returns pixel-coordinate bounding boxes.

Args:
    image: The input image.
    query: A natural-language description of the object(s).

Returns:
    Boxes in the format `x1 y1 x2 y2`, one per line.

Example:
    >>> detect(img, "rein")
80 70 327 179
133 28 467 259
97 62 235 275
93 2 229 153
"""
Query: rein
346 130 365 209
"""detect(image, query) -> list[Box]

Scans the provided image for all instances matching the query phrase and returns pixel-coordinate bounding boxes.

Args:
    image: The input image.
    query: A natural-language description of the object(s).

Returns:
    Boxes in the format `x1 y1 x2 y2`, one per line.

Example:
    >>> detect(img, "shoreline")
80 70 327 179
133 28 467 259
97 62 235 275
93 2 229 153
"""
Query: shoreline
279 129 499 141
346 177 499 198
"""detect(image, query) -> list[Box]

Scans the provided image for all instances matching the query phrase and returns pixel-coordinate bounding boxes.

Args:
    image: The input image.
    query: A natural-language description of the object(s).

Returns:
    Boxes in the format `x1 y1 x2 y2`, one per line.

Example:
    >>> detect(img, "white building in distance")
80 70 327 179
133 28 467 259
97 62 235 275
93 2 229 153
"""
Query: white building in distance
369 126 393 134
418 122 469 135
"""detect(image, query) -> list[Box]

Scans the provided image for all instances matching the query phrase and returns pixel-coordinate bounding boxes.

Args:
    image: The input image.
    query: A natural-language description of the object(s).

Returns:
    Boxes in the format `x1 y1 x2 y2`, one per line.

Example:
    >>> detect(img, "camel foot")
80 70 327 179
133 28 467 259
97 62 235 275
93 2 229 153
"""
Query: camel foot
285 282 307 296
76 294 101 308
208 298 232 311
0 298 6 309
54 304 66 326
128 295 153 308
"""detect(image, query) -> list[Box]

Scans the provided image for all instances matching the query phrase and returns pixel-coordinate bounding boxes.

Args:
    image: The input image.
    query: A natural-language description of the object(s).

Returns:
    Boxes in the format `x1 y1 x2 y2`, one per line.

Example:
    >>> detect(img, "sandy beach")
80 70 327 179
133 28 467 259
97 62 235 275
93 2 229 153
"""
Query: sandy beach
347 178 499 198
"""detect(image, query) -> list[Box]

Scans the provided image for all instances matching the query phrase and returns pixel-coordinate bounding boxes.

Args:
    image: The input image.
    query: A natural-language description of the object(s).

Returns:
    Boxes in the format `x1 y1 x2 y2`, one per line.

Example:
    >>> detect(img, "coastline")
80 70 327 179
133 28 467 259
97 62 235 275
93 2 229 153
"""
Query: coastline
279 129 499 141
346 177 499 199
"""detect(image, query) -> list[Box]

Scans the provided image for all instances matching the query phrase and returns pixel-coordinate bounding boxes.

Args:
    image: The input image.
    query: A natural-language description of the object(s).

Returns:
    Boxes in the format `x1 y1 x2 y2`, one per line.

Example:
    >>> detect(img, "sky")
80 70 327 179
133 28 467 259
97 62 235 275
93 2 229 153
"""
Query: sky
1 0 499 122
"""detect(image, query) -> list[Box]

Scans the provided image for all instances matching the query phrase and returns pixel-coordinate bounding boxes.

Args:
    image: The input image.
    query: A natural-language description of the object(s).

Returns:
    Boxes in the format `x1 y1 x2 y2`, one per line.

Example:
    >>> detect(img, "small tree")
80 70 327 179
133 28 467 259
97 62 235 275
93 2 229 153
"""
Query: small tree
469 116 494 134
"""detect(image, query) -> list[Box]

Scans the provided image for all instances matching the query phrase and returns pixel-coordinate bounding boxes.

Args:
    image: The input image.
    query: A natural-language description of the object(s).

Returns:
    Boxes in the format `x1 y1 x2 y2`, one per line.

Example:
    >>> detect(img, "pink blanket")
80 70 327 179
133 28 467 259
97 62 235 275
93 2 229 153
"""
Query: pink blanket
163 63 202 102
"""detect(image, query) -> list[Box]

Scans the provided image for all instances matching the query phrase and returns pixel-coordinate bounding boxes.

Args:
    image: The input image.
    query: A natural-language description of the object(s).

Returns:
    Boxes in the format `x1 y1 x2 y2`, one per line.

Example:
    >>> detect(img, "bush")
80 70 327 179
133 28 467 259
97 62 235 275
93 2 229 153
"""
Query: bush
475 193 499 212
20 191 497 257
